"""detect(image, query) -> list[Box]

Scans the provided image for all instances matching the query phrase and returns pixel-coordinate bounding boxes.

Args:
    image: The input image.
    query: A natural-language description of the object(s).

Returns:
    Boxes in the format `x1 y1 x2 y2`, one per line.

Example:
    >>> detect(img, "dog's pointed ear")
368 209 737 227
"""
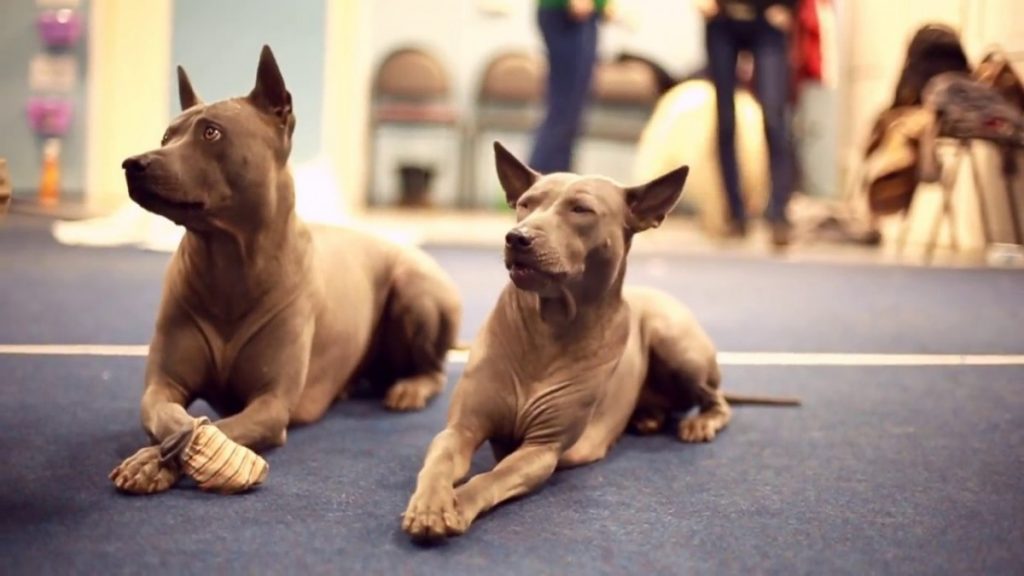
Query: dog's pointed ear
177 65 203 111
249 45 293 126
494 141 539 207
624 164 689 232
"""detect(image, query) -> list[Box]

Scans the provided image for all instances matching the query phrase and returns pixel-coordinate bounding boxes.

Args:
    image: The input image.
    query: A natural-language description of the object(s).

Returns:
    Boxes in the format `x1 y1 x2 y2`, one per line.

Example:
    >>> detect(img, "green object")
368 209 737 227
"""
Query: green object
538 0 609 13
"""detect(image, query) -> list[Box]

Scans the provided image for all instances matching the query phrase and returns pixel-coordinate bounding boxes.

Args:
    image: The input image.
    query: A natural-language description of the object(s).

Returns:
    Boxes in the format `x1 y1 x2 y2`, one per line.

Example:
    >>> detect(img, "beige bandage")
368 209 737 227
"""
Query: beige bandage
179 418 269 494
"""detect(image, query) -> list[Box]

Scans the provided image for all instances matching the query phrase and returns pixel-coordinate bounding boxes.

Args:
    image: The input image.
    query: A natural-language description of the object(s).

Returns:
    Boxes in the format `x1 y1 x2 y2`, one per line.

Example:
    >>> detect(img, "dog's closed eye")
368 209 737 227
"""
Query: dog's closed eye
569 203 595 215
516 198 536 212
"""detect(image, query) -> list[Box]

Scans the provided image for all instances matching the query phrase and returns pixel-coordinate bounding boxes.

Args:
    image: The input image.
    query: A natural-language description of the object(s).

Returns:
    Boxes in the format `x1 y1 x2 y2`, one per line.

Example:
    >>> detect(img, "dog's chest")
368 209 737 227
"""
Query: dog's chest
188 297 298 390
508 367 610 445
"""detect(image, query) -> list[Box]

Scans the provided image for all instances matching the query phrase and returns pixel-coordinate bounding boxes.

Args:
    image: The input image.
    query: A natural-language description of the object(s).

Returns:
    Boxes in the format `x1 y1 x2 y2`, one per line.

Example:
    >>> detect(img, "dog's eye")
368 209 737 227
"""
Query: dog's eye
203 126 222 141
160 131 171 146
570 204 595 215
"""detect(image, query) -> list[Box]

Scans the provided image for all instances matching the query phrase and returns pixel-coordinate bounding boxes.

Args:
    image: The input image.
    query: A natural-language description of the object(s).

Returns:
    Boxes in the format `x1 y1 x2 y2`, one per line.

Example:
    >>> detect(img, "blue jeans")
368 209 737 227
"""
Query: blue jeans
528 8 598 173
706 16 794 225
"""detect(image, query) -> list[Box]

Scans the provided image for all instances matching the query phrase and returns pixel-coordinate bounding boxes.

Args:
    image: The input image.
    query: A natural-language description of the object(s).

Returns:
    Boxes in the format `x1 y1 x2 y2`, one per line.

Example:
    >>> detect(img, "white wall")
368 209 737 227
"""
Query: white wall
85 0 171 211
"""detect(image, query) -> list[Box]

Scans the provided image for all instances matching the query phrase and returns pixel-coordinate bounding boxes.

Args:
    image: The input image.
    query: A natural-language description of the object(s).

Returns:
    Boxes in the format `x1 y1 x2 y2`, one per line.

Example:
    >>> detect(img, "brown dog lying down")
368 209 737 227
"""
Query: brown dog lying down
402 142 798 540
109 46 462 495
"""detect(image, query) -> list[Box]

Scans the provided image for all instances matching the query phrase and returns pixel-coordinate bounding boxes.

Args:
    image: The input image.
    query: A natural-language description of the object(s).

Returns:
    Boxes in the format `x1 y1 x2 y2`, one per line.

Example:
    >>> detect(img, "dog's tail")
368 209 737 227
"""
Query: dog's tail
723 392 802 407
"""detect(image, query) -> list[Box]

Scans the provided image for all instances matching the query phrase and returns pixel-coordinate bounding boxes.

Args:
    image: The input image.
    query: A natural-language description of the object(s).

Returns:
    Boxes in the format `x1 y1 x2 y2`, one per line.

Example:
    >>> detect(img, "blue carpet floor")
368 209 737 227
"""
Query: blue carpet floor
1 214 1023 575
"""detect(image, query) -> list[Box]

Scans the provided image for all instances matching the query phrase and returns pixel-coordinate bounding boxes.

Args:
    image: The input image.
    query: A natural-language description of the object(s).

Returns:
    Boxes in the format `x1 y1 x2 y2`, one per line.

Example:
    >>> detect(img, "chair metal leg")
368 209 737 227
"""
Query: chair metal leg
366 119 380 208
967 144 993 247
895 205 913 258
925 147 963 264
1002 150 1024 245
457 121 475 210
943 177 959 254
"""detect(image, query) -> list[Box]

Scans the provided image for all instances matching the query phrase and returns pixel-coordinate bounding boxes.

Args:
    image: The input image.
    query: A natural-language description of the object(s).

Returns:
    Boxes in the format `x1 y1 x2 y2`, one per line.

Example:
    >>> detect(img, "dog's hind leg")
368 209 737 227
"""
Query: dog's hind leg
628 386 669 435
646 330 731 444
381 278 461 412
675 358 732 443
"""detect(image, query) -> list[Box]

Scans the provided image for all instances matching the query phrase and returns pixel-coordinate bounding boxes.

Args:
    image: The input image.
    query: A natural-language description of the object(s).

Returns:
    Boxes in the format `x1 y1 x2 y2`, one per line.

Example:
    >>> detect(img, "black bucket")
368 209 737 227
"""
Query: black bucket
398 164 435 207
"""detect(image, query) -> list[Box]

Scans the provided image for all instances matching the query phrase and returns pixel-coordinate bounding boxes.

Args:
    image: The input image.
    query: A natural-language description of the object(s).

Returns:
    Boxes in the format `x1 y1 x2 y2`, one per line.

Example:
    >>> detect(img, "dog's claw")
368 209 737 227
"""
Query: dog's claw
111 446 182 494
442 511 467 536
402 483 466 541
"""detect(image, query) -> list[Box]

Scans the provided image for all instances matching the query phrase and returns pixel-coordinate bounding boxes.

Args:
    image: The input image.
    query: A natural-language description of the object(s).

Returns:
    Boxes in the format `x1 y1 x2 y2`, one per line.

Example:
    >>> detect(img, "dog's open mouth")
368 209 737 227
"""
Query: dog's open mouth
508 261 543 282
506 258 563 290
128 186 206 214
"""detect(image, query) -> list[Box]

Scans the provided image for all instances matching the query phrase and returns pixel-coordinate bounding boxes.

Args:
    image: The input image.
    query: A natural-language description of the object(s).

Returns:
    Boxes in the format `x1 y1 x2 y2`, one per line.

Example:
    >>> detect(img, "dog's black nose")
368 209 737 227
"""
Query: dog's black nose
505 229 533 250
122 155 151 174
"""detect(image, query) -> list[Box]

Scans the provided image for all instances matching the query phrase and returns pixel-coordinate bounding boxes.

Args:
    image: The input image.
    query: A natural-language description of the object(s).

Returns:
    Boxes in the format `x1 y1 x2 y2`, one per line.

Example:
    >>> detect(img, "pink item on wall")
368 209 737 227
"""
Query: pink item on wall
36 9 84 48
26 97 74 137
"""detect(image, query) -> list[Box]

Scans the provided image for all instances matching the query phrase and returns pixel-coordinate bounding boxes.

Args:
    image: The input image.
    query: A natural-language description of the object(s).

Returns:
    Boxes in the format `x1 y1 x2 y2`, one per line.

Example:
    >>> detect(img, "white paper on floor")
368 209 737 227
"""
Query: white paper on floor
51 157 422 252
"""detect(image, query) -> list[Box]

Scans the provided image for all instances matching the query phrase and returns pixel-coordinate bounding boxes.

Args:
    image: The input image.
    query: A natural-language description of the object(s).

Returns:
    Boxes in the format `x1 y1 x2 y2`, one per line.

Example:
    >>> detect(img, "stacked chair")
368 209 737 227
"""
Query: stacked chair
367 47 460 207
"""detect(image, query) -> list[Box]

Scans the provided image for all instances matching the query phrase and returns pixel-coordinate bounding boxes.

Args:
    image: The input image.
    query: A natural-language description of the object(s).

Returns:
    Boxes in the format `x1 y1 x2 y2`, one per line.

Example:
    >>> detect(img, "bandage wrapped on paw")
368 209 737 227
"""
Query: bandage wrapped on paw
164 417 269 494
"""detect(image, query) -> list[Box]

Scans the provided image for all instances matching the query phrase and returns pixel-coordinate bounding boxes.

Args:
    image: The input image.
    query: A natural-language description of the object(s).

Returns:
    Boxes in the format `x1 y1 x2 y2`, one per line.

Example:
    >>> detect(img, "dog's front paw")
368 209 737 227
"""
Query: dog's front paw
110 446 182 494
401 483 467 541
180 420 268 494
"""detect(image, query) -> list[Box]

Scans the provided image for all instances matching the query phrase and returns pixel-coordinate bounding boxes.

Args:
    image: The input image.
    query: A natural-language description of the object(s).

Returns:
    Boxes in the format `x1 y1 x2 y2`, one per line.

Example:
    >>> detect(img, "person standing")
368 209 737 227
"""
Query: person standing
529 0 614 174
696 0 797 246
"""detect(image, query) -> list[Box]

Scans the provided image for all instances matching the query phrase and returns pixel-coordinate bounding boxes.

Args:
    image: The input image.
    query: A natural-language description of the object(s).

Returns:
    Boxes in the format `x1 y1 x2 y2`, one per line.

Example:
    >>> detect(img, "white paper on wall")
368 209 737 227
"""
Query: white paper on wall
28 54 78 93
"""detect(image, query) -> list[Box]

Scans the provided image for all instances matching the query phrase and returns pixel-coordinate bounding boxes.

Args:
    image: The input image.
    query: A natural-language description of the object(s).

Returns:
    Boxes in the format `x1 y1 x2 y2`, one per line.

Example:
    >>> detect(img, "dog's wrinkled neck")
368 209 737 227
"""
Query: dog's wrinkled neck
504 267 628 380
514 245 628 338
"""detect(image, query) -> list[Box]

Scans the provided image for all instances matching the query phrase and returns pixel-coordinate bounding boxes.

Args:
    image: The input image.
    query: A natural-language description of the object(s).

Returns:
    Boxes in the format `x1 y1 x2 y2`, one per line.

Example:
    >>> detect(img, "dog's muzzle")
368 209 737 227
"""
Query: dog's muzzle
505 228 565 291
505 228 534 252
122 154 153 176
123 154 206 216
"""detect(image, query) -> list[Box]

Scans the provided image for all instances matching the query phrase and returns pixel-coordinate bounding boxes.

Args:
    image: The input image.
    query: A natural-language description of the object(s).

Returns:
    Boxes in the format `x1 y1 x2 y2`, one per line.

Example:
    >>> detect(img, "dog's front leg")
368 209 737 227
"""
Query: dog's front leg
213 393 292 450
453 443 560 531
161 392 292 495
110 378 194 494
164 320 310 495
402 426 484 540
111 308 217 494
174 333 312 494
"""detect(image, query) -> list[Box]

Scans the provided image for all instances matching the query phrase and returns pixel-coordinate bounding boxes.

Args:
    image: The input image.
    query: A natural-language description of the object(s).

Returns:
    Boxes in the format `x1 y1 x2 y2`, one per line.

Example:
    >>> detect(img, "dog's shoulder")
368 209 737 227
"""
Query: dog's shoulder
623 285 677 309
305 221 447 283
306 221 416 250
623 285 698 325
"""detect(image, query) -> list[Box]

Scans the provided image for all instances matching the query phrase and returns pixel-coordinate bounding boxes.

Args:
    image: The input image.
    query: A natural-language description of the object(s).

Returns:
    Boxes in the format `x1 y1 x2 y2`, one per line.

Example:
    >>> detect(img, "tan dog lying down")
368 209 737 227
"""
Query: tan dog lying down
109 46 462 495
402 143 797 540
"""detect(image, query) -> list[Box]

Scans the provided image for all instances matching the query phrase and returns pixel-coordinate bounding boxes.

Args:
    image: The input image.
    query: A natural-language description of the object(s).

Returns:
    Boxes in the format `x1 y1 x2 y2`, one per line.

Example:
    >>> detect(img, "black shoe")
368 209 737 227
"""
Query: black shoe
771 221 792 248
724 219 748 239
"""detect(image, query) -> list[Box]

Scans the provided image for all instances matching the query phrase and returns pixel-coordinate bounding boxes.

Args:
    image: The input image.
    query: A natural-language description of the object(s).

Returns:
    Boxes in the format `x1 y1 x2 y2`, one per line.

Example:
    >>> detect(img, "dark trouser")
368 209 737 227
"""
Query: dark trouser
528 8 598 174
706 16 794 225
